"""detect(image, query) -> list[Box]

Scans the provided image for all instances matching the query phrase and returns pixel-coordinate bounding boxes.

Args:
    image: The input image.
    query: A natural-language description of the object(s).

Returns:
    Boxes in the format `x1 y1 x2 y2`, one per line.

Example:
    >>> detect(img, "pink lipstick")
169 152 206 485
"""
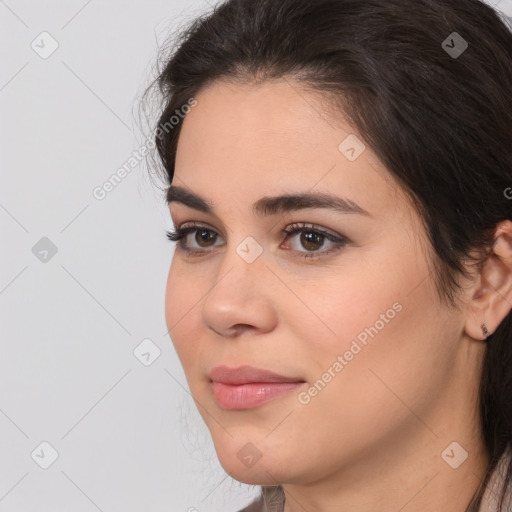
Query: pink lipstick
208 365 306 410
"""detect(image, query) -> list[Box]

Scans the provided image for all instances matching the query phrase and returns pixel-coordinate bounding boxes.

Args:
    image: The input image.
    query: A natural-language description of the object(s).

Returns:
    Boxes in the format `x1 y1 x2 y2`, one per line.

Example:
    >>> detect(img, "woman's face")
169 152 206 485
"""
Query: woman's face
165 79 478 486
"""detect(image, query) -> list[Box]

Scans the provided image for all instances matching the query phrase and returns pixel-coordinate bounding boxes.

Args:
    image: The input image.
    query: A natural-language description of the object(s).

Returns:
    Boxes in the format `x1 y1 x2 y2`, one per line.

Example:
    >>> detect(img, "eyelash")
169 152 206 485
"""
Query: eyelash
165 222 349 260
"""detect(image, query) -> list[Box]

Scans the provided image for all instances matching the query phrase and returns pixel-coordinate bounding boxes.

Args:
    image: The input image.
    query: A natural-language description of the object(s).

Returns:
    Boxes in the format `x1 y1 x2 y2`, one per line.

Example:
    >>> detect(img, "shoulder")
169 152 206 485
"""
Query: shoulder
237 495 265 512
479 443 512 512
236 487 285 512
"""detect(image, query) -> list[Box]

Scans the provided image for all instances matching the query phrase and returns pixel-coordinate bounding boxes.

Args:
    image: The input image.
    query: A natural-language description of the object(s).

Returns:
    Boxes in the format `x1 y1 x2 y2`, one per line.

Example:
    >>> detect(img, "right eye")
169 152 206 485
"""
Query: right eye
166 223 224 255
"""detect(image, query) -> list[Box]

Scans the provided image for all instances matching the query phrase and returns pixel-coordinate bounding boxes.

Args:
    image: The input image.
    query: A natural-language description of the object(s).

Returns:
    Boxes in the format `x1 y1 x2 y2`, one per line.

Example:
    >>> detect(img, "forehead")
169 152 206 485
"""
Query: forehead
177 78 341 157
174 78 405 219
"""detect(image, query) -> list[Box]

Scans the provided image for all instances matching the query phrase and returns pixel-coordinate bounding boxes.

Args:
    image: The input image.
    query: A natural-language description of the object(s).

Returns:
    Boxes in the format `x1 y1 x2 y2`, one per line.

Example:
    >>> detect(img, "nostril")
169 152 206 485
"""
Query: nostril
230 324 256 336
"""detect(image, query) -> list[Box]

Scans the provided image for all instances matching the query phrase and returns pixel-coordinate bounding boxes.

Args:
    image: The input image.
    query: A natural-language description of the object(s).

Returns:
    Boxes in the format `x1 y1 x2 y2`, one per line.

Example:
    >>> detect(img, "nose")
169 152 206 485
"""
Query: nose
201 242 278 338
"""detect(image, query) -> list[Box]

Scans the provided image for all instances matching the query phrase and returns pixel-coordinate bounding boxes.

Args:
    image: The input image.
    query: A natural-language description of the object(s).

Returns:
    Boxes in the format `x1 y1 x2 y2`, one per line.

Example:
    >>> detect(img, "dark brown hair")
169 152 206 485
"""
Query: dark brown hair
144 0 512 509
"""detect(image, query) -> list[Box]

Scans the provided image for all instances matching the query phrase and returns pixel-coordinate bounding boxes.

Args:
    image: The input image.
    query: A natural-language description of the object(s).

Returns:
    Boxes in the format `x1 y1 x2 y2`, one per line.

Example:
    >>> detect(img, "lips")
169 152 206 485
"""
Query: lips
208 365 304 385
208 365 306 410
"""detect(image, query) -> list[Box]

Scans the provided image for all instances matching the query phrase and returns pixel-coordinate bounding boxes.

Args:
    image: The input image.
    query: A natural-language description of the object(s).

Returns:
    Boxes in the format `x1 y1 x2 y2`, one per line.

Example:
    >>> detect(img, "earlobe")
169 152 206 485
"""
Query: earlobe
464 220 512 341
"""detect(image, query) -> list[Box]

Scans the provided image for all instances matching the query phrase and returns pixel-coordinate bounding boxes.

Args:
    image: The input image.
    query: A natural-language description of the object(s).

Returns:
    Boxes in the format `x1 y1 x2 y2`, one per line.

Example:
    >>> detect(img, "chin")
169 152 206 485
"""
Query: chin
216 451 289 485
210 433 297 485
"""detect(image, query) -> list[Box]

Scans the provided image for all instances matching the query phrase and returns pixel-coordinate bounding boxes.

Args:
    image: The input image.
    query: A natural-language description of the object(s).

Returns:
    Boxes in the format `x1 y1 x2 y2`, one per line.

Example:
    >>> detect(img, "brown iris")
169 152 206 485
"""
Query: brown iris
196 229 216 247
300 231 324 251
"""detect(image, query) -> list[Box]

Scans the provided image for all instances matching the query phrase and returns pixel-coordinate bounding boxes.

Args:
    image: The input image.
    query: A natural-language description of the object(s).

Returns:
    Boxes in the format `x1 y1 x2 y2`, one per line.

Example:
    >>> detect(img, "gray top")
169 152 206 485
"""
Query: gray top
237 487 284 512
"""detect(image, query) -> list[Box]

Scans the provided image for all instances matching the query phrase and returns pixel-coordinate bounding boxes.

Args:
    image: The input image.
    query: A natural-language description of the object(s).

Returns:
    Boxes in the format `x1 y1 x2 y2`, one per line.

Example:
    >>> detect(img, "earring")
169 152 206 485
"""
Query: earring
481 323 490 339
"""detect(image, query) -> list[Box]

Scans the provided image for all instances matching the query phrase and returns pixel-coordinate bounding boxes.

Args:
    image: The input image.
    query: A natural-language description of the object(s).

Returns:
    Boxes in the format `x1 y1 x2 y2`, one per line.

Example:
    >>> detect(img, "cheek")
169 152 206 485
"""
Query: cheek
287 245 446 411
283 261 411 366
164 261 204 368
296 271 449 431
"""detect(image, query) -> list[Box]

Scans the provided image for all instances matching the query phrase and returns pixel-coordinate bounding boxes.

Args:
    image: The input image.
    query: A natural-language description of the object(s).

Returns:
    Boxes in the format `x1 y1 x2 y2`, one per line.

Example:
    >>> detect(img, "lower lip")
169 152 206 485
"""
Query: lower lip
211 381 305 410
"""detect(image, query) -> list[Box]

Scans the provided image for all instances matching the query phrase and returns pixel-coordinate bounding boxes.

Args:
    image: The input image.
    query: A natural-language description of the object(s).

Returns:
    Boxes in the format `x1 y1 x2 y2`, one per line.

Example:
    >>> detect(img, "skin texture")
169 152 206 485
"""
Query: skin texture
164 78 512 511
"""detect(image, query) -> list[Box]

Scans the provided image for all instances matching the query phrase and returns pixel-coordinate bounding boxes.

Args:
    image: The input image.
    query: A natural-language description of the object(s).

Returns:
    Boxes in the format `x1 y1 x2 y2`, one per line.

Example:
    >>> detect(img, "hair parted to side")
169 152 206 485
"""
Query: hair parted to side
144 0 512 509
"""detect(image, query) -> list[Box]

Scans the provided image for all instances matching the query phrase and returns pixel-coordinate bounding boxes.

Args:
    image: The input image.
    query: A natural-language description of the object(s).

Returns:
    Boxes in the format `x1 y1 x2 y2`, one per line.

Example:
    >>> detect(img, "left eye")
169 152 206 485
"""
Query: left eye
282 225 340 253
166 222 349 258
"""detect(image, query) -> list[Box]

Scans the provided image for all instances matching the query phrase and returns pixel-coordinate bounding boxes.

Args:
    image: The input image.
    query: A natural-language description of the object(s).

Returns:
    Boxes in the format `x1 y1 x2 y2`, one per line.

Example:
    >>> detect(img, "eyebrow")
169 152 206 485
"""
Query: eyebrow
167 185 373 218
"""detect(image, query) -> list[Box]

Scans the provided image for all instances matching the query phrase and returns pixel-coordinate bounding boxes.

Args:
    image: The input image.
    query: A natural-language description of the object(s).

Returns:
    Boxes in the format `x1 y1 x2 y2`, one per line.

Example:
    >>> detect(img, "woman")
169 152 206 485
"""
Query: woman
144 0 512 510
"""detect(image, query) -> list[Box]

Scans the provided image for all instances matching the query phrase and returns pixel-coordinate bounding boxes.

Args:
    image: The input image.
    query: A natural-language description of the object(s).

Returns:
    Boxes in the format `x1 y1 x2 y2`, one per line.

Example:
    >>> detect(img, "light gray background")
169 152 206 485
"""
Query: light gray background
1 1 511 511
0 0 259 510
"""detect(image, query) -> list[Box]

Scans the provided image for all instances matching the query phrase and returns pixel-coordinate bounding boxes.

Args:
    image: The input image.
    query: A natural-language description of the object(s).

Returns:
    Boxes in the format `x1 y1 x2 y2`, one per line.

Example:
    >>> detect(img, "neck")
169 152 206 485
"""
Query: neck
282 436 489 512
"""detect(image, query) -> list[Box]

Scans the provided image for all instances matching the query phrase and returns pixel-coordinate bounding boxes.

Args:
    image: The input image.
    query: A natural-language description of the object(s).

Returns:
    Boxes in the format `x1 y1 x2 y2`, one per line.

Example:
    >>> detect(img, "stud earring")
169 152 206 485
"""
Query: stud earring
481 323 490 339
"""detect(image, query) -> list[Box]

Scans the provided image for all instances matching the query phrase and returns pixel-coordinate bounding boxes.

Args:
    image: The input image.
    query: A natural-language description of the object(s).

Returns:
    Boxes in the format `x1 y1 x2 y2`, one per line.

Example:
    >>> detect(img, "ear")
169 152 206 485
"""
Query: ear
465 220 512 341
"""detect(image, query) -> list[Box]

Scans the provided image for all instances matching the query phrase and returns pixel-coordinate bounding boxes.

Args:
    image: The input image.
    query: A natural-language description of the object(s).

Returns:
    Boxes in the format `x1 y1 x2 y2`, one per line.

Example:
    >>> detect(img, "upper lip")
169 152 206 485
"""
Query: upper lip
208 365 305 385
